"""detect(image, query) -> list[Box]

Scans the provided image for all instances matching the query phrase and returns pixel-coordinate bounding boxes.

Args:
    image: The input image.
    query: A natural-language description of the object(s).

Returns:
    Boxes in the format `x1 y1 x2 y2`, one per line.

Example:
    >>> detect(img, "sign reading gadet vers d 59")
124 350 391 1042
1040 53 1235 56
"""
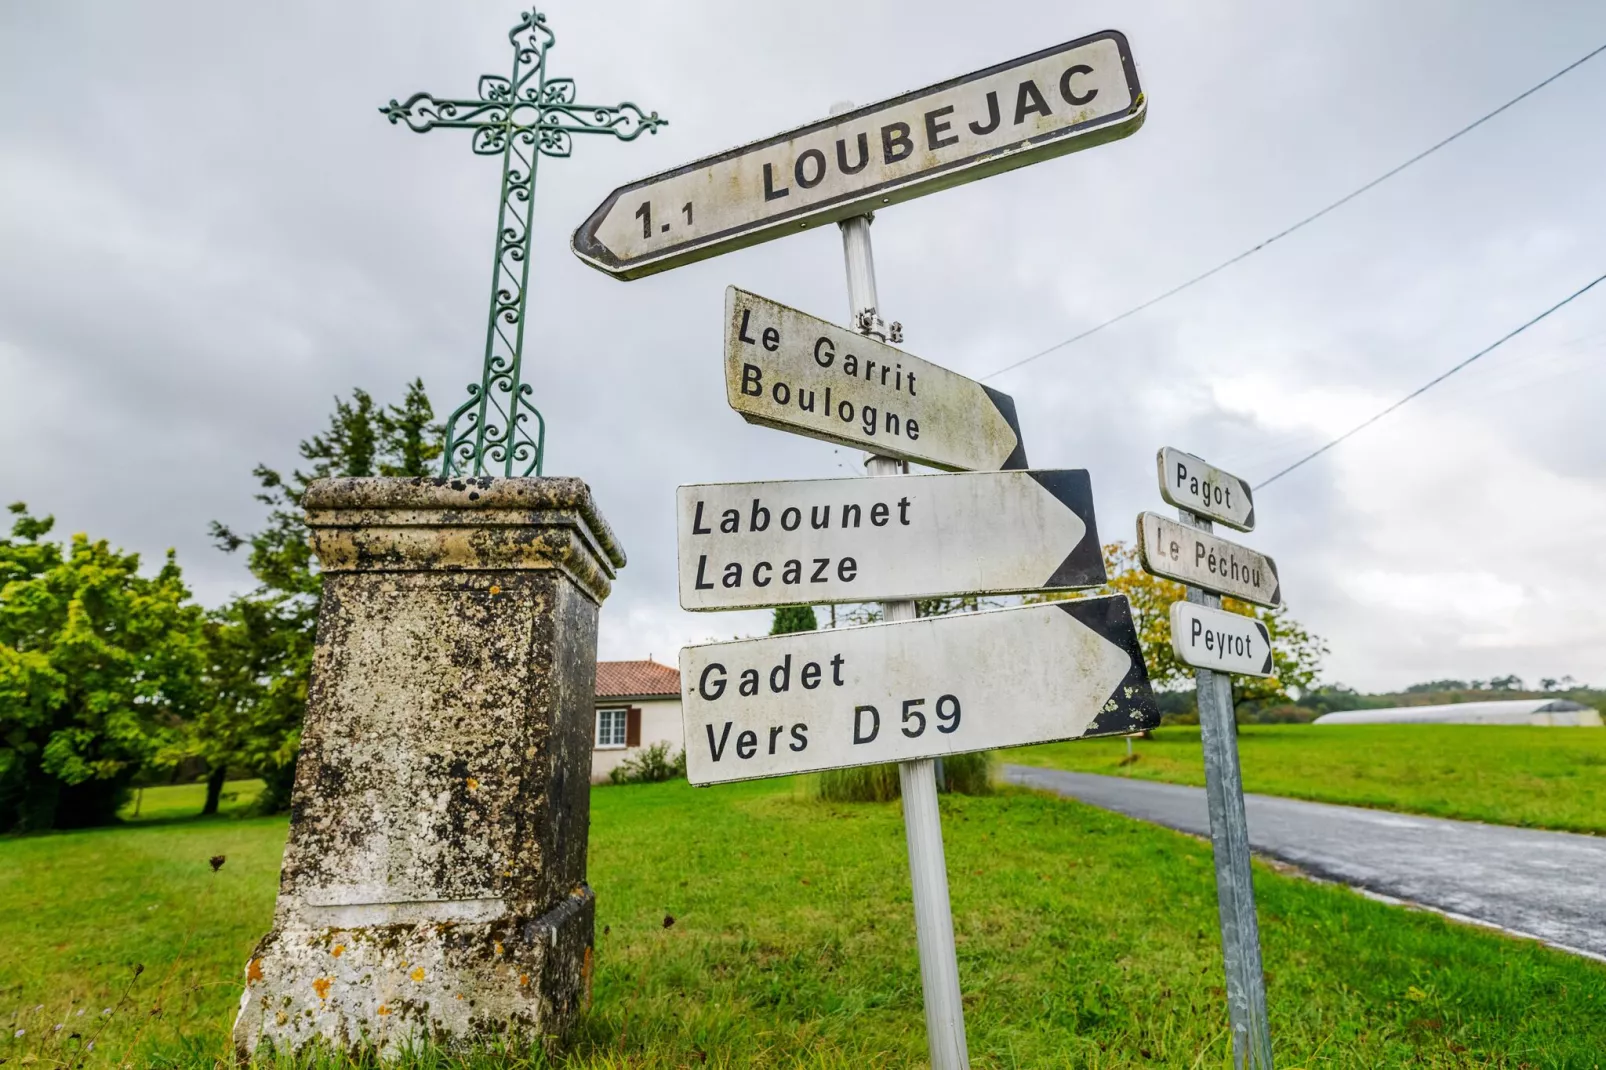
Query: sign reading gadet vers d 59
573 31 1144 279
680 598 1159 786
1137 512 1281 607
724 287 1025 471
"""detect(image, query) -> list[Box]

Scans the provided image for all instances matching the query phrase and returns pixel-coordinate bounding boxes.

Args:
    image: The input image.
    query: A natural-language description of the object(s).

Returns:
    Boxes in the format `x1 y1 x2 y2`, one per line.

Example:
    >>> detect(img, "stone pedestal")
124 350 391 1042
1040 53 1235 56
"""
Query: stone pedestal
233 477 625 1061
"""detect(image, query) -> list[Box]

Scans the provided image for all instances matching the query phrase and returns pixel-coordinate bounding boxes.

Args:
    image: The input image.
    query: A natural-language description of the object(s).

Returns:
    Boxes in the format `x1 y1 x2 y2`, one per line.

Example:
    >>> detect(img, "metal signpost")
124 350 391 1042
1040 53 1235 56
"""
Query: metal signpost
571 33 1151 1070
382 9 665 477
676 469 1104 610
723 287 1027 472
1140 449 1277 1070
572 31 1144 278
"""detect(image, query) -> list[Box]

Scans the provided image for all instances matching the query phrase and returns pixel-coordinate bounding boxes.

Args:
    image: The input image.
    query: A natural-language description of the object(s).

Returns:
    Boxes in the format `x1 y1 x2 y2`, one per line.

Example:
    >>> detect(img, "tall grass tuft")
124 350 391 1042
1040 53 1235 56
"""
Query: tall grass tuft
814 753 993 802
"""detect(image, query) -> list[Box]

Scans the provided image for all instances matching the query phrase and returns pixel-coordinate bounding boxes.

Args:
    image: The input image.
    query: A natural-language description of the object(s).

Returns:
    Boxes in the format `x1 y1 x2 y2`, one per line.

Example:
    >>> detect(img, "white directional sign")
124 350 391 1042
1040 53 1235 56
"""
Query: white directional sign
677 470 1103 610
573 31 1145 279
1156 448 1255 532
679 597 1159 785
1170 602 1274 677
1137 512 1281 607
723 287 1025 471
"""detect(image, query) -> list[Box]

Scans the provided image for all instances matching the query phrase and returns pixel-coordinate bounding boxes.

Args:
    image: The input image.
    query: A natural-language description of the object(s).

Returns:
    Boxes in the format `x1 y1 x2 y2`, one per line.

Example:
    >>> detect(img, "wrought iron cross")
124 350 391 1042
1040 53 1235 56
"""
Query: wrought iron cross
382 9 665 478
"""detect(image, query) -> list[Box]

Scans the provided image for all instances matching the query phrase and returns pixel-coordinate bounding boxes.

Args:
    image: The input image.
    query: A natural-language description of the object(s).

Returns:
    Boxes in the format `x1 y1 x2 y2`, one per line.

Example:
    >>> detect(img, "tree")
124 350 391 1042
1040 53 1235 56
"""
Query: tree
770 605 818 635
1028 541 1327 709
0 505 206 830
200 380 442 813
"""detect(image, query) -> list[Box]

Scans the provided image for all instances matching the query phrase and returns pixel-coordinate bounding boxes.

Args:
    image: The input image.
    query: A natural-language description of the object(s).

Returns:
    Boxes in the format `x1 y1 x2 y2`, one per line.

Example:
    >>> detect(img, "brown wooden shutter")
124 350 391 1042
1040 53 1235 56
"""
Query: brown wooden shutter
625 706 641 747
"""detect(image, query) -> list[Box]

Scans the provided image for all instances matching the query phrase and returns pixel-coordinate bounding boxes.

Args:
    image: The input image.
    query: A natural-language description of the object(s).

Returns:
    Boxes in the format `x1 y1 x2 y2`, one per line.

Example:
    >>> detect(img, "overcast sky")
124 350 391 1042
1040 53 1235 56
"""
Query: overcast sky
4 1 1605 692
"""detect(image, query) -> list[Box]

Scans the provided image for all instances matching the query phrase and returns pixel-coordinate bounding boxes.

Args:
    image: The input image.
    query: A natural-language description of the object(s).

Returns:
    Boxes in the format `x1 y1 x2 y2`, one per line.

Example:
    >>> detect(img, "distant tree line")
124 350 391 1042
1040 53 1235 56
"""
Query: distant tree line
0 380 440 831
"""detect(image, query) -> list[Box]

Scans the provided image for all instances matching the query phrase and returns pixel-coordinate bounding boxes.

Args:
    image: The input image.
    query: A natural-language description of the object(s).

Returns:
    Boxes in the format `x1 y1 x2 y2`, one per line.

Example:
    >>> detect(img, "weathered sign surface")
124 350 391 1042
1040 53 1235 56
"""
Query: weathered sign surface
573 31 1144 278
1137 512 1281 607
677 470 1103 610
723 287 1025 471
679 597 1159 785
1156 448 1255 532
1170 601 1274 677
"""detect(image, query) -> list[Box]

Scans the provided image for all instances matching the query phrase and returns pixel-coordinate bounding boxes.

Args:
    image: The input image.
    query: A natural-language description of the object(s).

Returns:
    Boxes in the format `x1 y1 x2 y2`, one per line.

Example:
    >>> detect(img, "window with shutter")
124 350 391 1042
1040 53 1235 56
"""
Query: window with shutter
625 706 642 747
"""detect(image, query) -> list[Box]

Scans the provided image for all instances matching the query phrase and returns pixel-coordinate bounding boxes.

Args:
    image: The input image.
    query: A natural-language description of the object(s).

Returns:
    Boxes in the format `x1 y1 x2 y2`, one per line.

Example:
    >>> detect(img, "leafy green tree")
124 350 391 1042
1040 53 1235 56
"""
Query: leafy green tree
0 504 206 830
770 605 818 635
201 380 441 813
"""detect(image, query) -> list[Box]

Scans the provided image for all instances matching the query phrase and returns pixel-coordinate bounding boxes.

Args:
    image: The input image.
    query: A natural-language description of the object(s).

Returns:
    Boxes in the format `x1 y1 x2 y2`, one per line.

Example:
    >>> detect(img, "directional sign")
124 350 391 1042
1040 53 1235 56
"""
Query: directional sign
1170 602 1274 677
1156 448 1255 532
723 287 1025 471
679 597 1159 785
573 31 1145 279
1137 512 1281 607
678 469 1103 610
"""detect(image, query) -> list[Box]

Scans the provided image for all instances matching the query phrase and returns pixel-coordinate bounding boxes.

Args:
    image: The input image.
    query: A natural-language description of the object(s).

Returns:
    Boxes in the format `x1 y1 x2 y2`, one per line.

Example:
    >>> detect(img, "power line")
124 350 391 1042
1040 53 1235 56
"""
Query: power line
979 41 1606 384
1254 270 1606 490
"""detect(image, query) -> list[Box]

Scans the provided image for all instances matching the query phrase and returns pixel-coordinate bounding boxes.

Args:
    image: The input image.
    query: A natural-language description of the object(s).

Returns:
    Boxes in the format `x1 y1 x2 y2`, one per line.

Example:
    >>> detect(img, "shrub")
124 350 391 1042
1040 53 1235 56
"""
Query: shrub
607 742 686 785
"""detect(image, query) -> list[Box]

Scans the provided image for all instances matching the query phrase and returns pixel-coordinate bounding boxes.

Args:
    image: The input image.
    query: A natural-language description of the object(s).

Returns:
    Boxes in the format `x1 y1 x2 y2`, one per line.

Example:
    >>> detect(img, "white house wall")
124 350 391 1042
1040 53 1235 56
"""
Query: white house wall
591 698 685 783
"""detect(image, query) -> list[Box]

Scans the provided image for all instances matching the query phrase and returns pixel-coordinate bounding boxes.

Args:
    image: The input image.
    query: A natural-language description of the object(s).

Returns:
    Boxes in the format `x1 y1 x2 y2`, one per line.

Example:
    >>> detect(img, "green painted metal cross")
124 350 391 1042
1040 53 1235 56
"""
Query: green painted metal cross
382 9 665 478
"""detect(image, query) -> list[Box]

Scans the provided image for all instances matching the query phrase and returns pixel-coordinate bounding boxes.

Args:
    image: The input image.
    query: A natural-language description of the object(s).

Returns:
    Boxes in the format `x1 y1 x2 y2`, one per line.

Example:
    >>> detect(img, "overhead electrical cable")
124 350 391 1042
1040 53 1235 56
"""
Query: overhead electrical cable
1253 270 1606 490
978 41 1606 383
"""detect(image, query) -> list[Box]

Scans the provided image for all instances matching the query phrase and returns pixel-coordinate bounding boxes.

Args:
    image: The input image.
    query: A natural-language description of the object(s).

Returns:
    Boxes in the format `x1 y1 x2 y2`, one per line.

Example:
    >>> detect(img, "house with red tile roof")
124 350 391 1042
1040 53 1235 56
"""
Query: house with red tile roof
592 660 683 782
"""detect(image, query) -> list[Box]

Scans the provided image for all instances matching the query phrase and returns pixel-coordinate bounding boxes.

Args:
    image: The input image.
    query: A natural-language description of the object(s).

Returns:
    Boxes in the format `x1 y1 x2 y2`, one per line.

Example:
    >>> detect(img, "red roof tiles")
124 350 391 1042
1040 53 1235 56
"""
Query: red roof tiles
595 660 681 699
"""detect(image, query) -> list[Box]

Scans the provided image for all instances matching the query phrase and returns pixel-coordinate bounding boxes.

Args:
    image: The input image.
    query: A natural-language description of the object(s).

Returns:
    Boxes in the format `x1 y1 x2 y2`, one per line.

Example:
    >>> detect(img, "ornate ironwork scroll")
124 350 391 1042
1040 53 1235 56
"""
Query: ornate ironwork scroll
382 10 665 477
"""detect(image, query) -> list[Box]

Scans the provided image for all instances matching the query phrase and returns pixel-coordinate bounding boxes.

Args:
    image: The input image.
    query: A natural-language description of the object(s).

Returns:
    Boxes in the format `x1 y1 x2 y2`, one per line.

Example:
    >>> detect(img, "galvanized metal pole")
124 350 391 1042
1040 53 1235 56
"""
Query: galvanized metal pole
841 211 970 1070
1179 507 1274 1069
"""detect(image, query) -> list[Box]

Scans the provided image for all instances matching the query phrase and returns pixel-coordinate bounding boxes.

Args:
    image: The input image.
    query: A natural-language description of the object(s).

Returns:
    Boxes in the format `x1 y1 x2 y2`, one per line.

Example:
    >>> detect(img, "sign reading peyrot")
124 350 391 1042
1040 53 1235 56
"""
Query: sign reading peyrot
723 287 1026 471
1170 601 1274 677
572 31 1144 279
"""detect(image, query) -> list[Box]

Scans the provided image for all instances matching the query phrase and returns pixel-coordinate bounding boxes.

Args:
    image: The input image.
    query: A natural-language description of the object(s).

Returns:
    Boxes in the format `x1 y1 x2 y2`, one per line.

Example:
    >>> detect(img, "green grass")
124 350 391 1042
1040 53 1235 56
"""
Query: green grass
1011 724 1606 835
3 778 1604 1068
118 779 267 824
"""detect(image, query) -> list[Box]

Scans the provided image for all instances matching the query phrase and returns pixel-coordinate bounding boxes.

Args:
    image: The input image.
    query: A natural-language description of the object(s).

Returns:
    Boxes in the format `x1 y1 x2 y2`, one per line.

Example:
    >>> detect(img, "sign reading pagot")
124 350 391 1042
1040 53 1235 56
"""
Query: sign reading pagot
724 287 1025 471
677 470 1103 610
1156 447 1254 532
573 31 1144 278
1170 601 1274 677
679 597 1159 785
1137 512 1281 608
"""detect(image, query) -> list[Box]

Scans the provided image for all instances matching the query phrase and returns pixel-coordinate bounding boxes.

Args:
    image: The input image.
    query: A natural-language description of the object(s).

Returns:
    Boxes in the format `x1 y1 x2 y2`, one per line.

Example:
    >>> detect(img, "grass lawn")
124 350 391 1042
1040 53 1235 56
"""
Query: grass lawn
1011 724 1606 835
2 778 1603 1068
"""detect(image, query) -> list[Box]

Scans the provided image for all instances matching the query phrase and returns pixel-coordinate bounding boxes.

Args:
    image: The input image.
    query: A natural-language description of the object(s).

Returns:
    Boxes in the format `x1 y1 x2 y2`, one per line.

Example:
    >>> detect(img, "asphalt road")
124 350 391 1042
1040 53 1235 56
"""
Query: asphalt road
1003 765 1606 960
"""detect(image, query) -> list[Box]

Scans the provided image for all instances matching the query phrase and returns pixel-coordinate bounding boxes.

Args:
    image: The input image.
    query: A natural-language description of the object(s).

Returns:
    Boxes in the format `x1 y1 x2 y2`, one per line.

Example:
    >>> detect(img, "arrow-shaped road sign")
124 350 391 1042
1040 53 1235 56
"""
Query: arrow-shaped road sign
573 31 1145 279
679 597 1159 786
1170 602 1274 677
677 469 1103 610
1137 512 1281 607
723 287 1025 471
1157 447 1255 532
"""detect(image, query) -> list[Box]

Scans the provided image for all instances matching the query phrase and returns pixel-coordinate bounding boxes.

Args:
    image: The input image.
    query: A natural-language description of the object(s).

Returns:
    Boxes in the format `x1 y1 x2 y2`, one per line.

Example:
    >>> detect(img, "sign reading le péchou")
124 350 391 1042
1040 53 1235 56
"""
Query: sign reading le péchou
724 287 1026 471
573 31 1144 278
1137 512 1281 607
680 598 1159 786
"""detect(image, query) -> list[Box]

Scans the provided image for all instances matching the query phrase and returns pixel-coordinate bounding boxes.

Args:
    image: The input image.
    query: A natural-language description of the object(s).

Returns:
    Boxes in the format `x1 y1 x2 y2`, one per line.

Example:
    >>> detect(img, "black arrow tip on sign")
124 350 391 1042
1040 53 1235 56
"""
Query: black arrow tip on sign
981 385 1028 470
1053 596 1161 737
1027 470 1105 588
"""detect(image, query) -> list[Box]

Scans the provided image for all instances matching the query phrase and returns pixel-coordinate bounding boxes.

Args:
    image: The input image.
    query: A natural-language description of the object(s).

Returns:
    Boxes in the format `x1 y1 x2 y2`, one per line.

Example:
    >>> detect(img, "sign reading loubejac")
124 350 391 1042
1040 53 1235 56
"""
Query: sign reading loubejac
572 31 1145 279
680 597 1159 785
677 470 1103 610
1137 512 1281 607
1170 601 1274 677
1156 448 1254 532
723 287 1025 471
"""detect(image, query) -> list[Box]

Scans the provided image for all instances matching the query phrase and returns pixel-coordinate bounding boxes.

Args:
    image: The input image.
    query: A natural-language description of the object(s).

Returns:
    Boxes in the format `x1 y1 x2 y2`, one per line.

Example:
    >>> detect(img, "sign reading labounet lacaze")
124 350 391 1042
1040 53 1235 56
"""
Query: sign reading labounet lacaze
680 598 1159 785
1137 512 1281 608
573 31 1144 279
1156 448 1254 532
724 287 1025 471
1170 602 1274 678
677 470 1103 611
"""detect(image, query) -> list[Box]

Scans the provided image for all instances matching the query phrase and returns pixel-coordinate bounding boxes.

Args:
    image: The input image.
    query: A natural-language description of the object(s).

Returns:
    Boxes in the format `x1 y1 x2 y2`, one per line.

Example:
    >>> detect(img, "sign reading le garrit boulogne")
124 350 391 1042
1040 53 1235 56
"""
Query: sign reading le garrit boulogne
724 287 1026 472
680 598 1159 786
572 31 1144 279
1156 447 1254 532
677 470 1104 611
1170 601 1274 677
1137 512 1281 608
